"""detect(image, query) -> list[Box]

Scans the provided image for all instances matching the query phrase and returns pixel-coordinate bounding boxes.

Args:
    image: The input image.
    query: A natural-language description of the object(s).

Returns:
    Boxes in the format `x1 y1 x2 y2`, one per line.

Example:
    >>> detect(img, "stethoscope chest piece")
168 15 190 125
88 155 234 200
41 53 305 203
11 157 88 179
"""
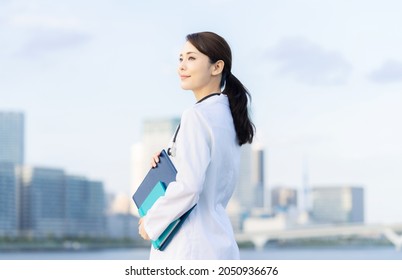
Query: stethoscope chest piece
167 146 176 157
167 124 180 157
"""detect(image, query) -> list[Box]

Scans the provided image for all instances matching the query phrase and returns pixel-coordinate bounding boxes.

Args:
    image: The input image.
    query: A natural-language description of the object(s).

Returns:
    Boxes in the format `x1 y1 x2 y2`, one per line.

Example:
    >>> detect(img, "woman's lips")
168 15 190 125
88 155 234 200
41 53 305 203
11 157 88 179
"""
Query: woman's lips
180 75 190 80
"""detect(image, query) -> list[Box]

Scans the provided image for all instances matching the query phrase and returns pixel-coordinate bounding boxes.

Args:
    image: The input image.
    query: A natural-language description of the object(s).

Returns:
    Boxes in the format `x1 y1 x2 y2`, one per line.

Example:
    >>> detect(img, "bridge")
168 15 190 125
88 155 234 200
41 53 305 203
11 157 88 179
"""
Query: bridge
235 223 402 251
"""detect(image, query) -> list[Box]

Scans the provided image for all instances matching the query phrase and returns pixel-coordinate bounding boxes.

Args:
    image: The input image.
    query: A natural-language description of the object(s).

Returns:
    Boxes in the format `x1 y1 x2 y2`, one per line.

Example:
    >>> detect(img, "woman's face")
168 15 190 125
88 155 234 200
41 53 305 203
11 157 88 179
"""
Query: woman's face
178 41 216 94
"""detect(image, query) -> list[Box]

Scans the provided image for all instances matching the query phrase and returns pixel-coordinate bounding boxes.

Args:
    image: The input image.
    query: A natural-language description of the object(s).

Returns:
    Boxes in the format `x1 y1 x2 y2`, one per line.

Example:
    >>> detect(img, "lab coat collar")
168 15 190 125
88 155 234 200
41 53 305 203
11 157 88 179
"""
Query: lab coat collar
196 93 221 104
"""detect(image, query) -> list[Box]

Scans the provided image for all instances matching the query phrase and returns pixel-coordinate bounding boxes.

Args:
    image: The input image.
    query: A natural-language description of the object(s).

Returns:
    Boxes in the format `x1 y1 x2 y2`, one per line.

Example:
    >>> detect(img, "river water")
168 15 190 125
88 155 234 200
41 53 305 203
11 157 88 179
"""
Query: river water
1 246 401 260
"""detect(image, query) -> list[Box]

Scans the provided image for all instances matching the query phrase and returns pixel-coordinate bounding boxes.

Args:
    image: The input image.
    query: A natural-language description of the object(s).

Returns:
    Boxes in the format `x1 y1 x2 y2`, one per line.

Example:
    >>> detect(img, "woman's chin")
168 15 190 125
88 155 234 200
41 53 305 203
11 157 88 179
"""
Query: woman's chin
180 84 192 91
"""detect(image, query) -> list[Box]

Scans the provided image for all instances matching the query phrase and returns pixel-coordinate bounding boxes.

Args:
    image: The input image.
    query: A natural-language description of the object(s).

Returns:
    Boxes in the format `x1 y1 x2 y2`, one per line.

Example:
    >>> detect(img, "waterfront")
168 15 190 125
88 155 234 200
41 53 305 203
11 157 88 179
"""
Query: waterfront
1 245 401 260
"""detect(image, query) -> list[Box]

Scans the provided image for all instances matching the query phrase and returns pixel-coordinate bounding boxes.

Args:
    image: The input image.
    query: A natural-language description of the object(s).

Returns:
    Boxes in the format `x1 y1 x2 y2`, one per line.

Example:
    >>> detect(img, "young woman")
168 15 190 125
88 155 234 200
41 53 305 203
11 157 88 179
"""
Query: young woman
138 31 255 259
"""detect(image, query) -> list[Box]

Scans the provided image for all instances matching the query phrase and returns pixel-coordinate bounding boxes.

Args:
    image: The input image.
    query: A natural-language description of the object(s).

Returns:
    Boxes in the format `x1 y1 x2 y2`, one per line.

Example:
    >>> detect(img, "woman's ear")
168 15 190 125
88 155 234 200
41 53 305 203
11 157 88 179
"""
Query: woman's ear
211 60 225 76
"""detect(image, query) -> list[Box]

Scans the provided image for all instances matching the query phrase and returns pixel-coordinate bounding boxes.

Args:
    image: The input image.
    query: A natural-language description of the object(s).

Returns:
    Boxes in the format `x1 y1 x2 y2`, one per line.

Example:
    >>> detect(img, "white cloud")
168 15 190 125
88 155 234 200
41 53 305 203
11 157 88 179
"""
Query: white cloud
8 14 82 30
3 14 91 58
15 29 91 58
368 60 402 83
266 37 352 86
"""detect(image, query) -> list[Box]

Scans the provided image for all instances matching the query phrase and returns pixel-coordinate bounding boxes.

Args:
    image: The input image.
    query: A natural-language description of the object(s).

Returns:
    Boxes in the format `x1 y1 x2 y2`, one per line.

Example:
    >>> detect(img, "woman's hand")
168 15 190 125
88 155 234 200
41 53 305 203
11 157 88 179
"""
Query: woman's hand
138 218 150 240
151 151 161 168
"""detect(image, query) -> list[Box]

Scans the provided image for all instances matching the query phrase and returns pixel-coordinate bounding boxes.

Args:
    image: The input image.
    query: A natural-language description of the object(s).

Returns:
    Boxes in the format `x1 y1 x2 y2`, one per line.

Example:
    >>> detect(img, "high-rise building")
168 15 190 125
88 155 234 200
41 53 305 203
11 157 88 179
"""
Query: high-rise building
311 186 365 224
227 144 267 231
86 180 106 237
0 163 18 236
65 176 86 236
232 144 266 211
0 112 24 165
251 146 265 208
20 167 66 237
65 176 105 237
0 111 23 237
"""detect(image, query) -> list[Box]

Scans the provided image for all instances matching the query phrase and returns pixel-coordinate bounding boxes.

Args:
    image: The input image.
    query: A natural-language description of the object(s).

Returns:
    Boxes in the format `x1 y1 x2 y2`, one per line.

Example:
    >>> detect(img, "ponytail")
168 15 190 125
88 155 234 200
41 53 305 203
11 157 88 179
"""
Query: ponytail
223 73 255 146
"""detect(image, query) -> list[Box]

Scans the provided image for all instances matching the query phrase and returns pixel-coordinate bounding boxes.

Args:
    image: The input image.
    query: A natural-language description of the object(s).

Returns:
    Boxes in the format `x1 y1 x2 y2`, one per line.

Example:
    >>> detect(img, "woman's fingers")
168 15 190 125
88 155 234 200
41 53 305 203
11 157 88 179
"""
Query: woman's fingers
138 218 150 240
151 152 161 168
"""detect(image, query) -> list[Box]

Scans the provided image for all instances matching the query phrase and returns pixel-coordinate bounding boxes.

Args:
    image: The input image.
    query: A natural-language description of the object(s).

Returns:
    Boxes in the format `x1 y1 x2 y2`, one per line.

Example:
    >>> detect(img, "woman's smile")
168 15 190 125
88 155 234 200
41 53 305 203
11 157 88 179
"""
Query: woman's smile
180 75 191 80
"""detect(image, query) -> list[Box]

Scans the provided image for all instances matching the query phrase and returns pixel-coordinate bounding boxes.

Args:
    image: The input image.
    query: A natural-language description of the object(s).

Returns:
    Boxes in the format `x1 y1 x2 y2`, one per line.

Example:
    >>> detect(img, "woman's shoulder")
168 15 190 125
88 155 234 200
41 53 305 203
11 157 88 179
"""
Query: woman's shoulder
181 95 229 126
181 106 206 124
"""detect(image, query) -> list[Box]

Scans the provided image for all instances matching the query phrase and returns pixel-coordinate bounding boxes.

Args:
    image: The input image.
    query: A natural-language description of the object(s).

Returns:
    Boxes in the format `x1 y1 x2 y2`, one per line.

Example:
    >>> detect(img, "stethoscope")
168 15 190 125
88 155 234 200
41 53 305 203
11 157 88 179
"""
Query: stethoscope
167 123 180 157
167 93 221 158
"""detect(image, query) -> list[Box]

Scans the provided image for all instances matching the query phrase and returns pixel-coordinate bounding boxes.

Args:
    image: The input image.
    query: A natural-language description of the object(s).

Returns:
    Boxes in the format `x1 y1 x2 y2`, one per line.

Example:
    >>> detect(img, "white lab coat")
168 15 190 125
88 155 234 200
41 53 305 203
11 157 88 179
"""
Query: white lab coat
143 94 241 259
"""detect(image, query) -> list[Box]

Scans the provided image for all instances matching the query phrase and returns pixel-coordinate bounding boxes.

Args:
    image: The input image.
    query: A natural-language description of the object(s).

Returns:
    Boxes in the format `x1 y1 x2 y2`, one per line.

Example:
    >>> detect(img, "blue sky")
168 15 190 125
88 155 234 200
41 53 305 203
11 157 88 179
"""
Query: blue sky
1 0 402 224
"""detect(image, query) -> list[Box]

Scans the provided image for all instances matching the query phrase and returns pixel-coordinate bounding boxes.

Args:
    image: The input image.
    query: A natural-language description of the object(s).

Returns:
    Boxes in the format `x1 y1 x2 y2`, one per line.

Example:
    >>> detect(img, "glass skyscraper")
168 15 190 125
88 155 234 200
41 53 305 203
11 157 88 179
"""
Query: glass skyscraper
20 167 66 237
66 176 105 237
232 145 266 211
0 111 23 236
0 112 24 165
0 163 18 236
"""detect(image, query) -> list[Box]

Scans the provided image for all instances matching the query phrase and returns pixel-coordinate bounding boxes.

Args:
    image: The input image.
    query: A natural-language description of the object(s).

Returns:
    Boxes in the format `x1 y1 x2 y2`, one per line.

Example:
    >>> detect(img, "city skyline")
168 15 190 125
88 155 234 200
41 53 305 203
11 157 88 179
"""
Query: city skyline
1 1 402 224
0 109 375 225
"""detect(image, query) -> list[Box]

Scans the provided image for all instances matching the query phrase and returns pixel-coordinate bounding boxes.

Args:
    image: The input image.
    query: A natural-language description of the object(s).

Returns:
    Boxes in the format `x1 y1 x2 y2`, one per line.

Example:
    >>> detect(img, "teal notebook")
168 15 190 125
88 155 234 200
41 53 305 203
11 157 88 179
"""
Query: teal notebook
138 181 181 250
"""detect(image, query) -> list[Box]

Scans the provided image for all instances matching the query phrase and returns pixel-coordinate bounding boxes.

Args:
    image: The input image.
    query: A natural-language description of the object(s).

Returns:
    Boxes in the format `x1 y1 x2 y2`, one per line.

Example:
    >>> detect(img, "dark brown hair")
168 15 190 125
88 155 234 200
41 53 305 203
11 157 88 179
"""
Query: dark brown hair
186 31 255 145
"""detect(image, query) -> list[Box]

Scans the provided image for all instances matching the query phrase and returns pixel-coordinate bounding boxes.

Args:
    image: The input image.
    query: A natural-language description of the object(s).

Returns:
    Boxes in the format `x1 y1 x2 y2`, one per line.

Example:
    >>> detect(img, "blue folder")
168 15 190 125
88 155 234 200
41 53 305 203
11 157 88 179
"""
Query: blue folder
132 149 195 250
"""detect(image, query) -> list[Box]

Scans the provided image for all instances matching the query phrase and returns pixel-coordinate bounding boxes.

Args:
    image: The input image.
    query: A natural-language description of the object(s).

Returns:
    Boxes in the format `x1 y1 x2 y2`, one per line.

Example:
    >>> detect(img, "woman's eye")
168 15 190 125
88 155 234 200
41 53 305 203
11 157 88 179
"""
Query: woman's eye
179 56 195 62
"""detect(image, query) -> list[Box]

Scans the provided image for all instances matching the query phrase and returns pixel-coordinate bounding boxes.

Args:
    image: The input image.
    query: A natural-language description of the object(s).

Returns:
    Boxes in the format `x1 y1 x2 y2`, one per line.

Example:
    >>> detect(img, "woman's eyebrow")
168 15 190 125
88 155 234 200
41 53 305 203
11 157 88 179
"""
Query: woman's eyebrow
180 51 198 56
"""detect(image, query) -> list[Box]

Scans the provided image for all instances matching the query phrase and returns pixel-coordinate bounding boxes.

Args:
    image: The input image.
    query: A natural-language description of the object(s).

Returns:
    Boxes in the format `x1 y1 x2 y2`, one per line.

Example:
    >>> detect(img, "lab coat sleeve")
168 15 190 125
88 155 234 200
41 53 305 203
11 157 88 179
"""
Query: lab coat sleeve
143 107 211 240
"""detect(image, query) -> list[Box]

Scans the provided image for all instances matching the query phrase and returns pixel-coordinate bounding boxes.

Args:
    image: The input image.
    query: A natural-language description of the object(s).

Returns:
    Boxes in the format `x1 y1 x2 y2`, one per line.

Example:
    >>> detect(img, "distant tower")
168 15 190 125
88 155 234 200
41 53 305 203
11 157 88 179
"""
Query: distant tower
251 145 265 209
301 156 311 213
